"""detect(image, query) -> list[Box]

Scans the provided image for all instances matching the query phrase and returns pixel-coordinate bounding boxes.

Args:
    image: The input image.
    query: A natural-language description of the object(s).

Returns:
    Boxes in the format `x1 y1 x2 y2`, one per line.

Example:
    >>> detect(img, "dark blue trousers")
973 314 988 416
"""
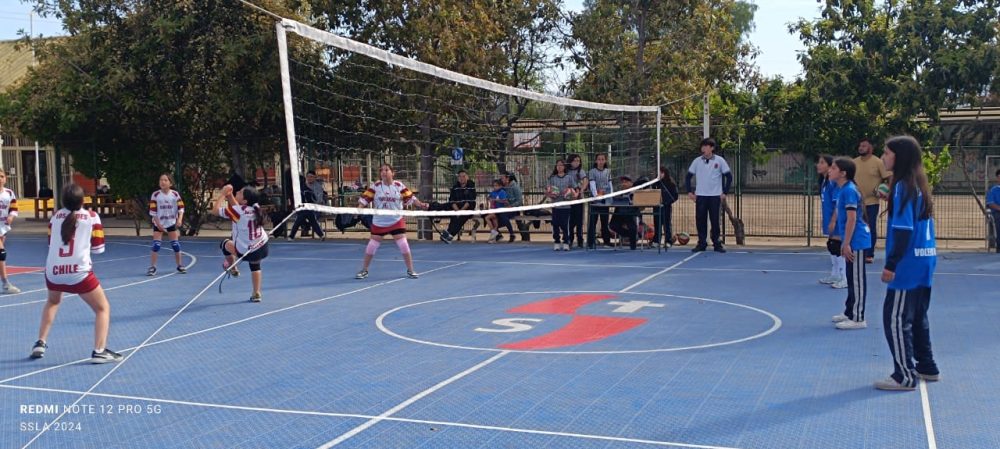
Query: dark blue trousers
883 286 938 387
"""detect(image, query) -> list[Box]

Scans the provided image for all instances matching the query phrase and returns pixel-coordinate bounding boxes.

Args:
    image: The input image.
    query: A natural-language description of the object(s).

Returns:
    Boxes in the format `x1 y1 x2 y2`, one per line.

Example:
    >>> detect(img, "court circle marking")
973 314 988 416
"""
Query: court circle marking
375 290 782 355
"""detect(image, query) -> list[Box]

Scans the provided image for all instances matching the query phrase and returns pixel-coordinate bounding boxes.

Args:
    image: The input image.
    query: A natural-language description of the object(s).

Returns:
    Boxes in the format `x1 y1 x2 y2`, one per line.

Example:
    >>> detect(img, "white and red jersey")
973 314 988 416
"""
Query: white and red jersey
149 189 185 228
0 188 18 221
46 209 105 287
359 180 416 228
219 203 268 255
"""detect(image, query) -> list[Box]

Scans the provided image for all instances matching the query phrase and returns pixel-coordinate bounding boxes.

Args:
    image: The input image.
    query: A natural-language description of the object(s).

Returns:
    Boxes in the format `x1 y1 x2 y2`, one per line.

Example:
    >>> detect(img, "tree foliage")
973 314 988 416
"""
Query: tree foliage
789 0 1000 151
0 0 305 234
305 0 565 200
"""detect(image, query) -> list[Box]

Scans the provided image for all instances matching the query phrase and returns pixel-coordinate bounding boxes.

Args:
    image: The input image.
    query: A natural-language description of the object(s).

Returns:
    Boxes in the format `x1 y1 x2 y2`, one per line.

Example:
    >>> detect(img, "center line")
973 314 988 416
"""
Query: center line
316 351 510 448
620 252 701 292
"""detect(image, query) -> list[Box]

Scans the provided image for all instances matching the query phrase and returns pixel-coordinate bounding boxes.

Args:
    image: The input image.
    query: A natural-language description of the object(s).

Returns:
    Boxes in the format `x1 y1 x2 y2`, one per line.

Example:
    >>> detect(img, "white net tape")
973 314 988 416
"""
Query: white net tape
297 178 661 217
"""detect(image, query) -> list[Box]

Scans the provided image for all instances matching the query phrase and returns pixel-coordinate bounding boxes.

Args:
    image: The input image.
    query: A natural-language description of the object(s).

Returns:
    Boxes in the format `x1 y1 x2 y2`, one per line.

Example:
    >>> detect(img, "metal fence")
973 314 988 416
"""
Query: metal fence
657 145 1000 244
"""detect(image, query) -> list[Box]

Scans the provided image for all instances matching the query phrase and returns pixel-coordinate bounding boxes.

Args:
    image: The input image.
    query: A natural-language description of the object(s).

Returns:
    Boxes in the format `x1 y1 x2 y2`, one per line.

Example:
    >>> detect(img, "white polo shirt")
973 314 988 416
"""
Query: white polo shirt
687 155 731 196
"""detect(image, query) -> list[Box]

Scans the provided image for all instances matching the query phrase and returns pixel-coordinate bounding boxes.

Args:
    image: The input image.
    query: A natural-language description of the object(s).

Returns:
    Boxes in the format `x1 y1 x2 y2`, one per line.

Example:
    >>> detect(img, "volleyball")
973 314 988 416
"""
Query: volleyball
876 183 889 199
675 232 690 246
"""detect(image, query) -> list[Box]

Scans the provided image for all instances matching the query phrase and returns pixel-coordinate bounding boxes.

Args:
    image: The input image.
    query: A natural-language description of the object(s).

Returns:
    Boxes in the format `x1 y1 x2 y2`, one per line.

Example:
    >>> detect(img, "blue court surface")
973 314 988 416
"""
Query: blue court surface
0 235 997 449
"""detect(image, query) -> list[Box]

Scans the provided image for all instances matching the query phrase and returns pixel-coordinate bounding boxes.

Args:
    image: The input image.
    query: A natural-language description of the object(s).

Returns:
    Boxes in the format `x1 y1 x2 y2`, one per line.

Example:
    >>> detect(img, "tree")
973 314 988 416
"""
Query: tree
307 0 565 209
566 0 759 173
0 0 308 234
791 0 1000 148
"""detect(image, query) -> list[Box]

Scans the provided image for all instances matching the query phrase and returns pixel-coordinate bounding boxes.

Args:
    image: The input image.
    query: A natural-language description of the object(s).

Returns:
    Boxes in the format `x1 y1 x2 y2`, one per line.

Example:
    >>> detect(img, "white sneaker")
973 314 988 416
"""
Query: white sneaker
553 243 560 251
3 283 20 294
917 372 940 382
830 279 848 289
874 377 915 391
562 243 570 251
818 275 838 285
831 314 848 323
835 320 867 330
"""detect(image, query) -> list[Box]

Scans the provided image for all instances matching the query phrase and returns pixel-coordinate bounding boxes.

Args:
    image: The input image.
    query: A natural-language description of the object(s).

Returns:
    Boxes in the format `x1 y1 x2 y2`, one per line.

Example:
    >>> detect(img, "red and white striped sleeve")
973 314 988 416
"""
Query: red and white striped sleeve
7 189 17 217
359 185 376 206
90 211 105 254
148 192 158 217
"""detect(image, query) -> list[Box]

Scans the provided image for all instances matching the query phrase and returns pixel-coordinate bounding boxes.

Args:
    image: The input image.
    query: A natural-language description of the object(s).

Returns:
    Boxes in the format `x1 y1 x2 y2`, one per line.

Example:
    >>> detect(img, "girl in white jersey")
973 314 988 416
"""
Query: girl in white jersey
0 169 21 293
216 184 270 302
31 184 122 363
147 174 186 276
355 164 429 280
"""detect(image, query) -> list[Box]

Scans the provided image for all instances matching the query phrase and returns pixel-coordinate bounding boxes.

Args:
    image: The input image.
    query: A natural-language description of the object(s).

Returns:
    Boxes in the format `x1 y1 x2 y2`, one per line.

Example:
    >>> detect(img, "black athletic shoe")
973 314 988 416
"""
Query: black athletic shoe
30 340 47 359
406 270 419 279
91 348 123 364
714 245 726 253
692 245 707 252
176 265 187 274
508 235 515 243
146 266 157 276
355 270 368 280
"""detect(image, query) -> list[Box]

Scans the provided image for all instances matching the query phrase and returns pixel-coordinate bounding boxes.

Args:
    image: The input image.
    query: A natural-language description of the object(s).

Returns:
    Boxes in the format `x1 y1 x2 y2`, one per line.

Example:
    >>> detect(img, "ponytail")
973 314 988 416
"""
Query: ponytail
60 184 85 245
239 186 265 230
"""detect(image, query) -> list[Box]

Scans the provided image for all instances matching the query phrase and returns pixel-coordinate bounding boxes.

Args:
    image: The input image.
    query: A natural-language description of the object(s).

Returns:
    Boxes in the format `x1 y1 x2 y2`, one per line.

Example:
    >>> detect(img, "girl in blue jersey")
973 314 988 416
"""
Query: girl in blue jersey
874 136 939 391
829 158 872 330
816 155 844 286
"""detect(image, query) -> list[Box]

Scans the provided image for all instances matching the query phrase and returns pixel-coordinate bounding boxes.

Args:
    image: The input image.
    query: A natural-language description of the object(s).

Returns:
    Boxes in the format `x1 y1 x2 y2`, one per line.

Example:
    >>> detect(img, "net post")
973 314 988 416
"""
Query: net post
276 20 303 210
655 108 661 172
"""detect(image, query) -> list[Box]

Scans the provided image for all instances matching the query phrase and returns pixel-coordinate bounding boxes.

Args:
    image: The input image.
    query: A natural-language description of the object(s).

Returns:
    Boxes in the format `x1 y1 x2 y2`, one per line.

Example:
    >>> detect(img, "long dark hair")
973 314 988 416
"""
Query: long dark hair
658 166 676 190
551 158 567 176
241 186 265 225
60 184 85 245
592 152 610 169
885 135 933 219
817 154 834 187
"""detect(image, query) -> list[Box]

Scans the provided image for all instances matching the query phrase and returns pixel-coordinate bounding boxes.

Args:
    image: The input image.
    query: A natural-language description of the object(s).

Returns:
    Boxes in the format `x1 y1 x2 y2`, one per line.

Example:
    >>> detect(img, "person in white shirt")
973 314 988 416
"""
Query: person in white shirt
147 174 186 276
355 164 429 280
216 184 270 303
0 168 21 293
685 138 733 253
31 183 122 364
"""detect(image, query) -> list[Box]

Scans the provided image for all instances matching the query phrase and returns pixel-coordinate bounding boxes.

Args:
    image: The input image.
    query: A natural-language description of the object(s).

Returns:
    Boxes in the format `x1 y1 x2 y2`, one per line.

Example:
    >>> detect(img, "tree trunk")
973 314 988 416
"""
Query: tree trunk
628 3 649 177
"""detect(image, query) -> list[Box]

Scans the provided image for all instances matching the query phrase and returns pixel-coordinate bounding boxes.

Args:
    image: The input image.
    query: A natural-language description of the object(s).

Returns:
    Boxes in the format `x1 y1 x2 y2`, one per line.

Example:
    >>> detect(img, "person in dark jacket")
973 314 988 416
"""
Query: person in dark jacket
652 166 679 248
609 176 638 250
440 170 477 243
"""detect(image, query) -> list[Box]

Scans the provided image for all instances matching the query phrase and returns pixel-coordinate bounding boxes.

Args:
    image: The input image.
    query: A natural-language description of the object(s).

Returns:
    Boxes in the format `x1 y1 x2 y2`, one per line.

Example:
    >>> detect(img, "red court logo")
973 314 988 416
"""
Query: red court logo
475 294 662 350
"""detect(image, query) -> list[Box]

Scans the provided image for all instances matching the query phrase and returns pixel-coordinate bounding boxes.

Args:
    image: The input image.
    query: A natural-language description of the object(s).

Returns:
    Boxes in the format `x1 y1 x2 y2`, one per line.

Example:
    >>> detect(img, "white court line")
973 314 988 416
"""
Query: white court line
672 267 1000 278
0 254 175 300
0 383 740 449
0 262 466 385
321 252 707 447
920 380 938 449
317 351 511 448
210 255 666 270
17 251 198 448
0 252 198 309
620 253 702 292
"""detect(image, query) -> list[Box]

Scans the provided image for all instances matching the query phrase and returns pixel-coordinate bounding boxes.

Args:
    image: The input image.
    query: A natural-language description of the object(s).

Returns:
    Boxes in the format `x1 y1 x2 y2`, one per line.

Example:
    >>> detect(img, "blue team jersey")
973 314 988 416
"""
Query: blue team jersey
820 179 839 236
987 185 1000 210
886 182 936 289
835 181 871 250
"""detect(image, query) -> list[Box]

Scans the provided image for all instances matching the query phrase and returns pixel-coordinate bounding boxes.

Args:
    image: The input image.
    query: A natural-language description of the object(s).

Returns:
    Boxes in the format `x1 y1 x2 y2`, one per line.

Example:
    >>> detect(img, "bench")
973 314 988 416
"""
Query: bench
34 198 55 220
431 216 483 241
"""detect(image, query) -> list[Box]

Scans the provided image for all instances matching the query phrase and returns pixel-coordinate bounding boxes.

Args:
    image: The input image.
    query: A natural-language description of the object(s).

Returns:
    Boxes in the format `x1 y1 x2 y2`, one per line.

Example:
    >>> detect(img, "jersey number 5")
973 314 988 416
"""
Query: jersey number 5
58 238 75 258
